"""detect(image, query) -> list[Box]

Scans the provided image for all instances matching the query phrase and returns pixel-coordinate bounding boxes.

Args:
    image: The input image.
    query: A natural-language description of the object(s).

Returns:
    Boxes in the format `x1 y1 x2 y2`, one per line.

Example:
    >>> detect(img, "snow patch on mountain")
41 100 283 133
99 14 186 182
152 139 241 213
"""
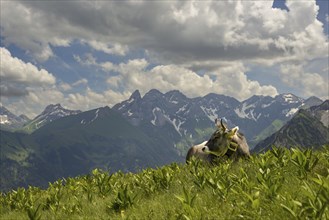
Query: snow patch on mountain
284 108 299 117
127 98 135 104
282 94 300 104
164 114 184 136
0 115 10 124
176 104 188 114
151 107 161 125
261 101 275 108
36 119 45 129
234 103 255 119
89 109 100 123
200 106 218 122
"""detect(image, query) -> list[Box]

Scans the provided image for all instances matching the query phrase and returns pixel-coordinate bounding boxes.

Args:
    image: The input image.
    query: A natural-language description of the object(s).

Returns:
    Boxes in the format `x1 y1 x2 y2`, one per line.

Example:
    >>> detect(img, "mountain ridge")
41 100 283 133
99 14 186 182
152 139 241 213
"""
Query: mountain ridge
0 106 181 191
253 100 329 152
20 104 81 133
113 89 310 150
0 106 30 131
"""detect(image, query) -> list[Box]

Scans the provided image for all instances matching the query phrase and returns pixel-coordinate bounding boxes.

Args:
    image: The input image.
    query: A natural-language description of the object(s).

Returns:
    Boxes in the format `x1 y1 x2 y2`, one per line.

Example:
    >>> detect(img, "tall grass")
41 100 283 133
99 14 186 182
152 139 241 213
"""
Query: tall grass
1 146 328 220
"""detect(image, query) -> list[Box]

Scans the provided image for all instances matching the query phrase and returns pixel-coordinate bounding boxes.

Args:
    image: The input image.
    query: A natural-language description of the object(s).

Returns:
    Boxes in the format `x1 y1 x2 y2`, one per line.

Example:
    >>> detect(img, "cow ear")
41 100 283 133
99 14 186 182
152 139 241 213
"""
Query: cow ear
228 126 239 137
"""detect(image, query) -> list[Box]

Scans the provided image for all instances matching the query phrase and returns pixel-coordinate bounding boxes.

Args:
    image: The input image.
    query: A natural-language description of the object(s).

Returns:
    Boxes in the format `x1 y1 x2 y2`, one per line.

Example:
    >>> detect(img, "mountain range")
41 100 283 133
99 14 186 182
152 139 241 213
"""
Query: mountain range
0 106 30 131
19 104 81 133
0 89 327 191
112 90 324 151
0 106 180 191
253 100 329 152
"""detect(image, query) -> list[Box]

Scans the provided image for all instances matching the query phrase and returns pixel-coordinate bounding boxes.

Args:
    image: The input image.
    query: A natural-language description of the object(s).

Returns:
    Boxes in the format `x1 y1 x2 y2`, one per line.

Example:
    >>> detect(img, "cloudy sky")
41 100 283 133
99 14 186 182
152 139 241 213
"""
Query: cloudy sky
1 0 328 118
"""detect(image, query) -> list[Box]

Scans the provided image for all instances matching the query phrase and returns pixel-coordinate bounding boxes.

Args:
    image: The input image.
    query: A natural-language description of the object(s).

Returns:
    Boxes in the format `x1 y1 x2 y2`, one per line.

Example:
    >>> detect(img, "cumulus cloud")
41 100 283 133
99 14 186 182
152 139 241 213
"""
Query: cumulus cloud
0 47 56 98
66 87 130 111
72 78 88 87
1 47 56 85
5 87 65 118
82 56 278 101
0 84 28 97
86 41 129 56
1 1 327 66
58 82 72 91
280 63 329 100
1 0 328 116
4 84 130 118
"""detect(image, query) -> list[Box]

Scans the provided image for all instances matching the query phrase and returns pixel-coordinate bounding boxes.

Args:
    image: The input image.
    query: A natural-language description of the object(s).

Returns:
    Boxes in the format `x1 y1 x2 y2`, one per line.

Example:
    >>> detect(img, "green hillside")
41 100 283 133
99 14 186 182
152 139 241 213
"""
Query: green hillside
249 119 285 148
1 146 328 220
0 107 181 192
254 109 329 152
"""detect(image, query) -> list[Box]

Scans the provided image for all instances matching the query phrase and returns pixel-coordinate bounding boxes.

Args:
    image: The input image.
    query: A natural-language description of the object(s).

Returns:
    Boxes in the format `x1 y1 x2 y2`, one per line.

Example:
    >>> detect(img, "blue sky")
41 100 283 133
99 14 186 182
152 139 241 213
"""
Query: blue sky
1 0 328 118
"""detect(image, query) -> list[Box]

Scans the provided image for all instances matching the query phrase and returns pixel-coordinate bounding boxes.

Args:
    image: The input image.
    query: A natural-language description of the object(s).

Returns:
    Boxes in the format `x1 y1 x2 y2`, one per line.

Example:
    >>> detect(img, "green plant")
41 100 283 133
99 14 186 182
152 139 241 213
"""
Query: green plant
300 175 329 219
175 186 198 220
256 166 284 199
175 186 197 208
110 184 138 212
1 147 328 220
152 167 174 191
270 146 290 168
280 195 303 218
27 204 42 220
243 190 260 209
291 148 319 179
92 169 113 197
81 175 96 203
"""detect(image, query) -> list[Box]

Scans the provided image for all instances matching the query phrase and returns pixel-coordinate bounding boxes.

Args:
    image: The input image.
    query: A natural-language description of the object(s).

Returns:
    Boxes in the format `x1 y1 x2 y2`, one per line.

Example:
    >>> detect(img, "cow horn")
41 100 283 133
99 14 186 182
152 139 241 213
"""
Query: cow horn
220 119 227 131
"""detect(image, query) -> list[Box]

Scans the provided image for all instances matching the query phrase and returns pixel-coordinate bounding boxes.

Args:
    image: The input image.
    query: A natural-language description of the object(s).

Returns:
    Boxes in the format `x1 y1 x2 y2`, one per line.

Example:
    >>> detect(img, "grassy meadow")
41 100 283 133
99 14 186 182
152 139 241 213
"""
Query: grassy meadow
1 146 328 220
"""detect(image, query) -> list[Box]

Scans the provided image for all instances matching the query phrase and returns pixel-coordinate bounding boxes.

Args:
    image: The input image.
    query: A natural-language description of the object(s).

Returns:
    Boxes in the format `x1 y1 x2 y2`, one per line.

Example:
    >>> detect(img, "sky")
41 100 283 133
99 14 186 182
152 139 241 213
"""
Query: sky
0 0 328 118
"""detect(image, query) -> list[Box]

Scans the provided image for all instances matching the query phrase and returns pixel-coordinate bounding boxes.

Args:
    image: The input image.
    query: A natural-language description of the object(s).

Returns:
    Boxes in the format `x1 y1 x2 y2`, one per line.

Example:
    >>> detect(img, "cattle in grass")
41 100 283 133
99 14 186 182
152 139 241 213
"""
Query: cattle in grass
186 119 250 164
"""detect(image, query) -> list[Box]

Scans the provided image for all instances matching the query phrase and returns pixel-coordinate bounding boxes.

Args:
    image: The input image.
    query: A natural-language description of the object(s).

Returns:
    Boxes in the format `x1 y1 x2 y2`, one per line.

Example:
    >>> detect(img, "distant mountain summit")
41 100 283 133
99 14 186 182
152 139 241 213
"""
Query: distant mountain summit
21 104 81 133
302 96 323 109
0 106 29 131
253 100 329 152
113 90 312 152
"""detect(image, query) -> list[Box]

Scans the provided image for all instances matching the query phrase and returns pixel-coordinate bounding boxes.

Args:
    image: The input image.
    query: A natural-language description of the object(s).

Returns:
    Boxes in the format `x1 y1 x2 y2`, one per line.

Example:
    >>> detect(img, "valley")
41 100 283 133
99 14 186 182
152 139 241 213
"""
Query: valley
0 90 328 191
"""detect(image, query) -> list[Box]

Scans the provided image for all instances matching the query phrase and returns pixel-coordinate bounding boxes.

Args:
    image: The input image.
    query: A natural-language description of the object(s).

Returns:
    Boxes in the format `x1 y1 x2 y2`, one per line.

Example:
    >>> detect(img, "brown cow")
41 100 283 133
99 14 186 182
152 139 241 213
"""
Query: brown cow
186 119 250 163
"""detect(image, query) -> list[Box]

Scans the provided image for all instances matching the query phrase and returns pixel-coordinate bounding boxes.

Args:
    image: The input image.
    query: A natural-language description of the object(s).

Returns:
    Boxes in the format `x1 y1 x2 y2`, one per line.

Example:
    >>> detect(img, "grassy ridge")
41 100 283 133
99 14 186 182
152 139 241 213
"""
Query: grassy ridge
1 146 328 220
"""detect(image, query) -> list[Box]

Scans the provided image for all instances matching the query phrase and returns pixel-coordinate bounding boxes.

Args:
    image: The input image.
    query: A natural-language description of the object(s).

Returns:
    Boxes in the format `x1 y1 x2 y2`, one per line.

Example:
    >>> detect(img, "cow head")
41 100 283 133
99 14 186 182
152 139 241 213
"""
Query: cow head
203 119 239 157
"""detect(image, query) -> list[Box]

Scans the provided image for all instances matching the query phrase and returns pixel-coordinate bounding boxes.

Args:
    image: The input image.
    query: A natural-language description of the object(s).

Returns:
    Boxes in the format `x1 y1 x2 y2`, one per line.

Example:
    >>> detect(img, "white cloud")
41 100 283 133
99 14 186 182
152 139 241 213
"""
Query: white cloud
1 1 327 66
73 53 97 66
1 0 327 116
59 82 72 91
86 40 129 56
5 87 65 118
5 84 130 118
66 87 130 111
72 78 88 87
0 47 56 98
0 47 56 86
86 58 278 101
280 63 329 100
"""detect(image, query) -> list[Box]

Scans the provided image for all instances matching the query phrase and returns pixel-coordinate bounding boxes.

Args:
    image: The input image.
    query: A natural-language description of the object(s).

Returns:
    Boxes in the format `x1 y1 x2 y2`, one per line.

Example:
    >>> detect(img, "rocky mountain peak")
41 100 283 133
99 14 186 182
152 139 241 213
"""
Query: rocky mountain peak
303 96 323 109
276 93 302 104
43 103 63 113
129 90 142 101
20 104 81 133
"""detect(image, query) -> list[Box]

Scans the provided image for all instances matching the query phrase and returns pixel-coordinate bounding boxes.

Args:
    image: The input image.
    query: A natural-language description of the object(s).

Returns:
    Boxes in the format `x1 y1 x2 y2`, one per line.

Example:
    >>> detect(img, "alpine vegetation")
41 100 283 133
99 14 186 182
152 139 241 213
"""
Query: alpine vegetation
1 146 328 219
